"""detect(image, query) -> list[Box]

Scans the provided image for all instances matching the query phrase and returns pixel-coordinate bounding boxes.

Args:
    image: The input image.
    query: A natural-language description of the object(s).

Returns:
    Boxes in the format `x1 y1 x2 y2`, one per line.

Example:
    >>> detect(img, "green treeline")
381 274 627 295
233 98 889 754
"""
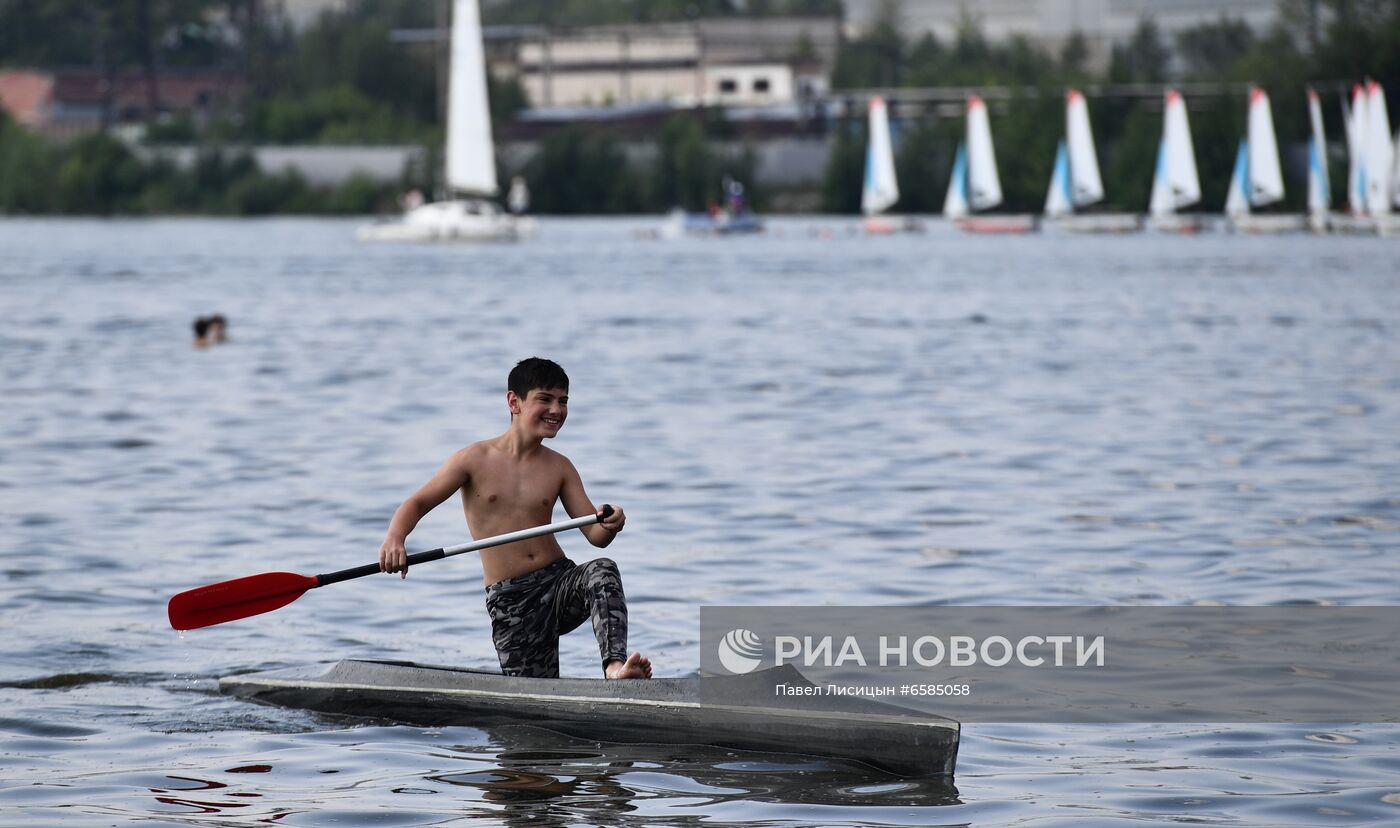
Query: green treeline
1 0 1398 215
520 115 760 214
0 110 388 214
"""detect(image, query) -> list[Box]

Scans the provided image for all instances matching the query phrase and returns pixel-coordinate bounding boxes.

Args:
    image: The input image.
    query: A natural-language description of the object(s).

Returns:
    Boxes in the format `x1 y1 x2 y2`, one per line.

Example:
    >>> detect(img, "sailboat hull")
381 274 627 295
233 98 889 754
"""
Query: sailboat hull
1224 214 1309 234
1329 213 1400 236
357 200 536 243
1147 214 1207 234
955 215 1039 234
863 216 925 235
680 212 765 236
1045 214 1142 234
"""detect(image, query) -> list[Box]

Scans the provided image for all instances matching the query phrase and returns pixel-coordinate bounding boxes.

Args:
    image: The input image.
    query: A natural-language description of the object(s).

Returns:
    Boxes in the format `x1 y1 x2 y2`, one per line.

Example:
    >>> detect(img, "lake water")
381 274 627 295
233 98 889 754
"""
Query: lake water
2 217 1399 826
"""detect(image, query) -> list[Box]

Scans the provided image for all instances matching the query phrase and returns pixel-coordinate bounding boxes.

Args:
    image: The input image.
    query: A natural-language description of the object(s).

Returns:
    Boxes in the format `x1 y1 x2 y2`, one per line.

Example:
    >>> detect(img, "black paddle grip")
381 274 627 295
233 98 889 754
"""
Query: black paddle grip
315 548 446 587
600 504 613 519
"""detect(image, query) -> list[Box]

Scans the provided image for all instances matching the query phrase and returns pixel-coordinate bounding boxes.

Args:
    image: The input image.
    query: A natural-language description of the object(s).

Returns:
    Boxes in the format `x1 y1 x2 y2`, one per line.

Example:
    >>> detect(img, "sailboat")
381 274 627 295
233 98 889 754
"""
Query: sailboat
1363 80 1399 235
1333 83 1373 233
861 95 904 234
1043 90 1140 232
1146 90 1204 232
946 95 1037 233
1334 80 1400 235
358 0 533 243
1305 88 1331 233
1346 84 1367 216
1223 87 1306 233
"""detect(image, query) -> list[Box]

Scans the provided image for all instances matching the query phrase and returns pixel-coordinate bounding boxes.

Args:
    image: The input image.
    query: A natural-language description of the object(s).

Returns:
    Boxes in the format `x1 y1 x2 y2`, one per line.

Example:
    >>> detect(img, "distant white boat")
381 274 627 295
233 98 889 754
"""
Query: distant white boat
1224 87 1306 233
1344 83 1367 217
1044 90 1140 233
949 95 1037 234
1147 89 1204 232
1305 87 1331 233
1334 80 1400 235
1366 80 1400 236
1365 80 1394 219
358 0 533 243
861 95 905 234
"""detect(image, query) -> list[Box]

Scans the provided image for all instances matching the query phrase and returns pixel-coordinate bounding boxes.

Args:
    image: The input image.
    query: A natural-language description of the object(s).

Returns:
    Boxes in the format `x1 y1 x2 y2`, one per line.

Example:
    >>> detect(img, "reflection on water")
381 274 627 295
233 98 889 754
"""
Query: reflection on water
148 771 274 819
1 217 1399 826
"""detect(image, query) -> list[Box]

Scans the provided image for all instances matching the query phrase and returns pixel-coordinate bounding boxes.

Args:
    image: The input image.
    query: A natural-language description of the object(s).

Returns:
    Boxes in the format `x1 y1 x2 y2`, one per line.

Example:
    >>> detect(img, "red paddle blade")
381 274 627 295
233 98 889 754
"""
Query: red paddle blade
168 571 318 630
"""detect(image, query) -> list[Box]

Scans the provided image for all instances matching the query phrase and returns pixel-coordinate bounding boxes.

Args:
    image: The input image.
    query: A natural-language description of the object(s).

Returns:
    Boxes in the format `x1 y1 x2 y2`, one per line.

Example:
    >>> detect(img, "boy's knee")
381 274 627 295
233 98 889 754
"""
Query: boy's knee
591 557 619 576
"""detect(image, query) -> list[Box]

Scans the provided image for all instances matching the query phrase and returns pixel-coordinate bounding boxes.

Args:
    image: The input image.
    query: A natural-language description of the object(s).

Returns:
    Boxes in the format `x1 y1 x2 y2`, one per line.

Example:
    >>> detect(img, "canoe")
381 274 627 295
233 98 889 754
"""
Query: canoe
220 659 959 777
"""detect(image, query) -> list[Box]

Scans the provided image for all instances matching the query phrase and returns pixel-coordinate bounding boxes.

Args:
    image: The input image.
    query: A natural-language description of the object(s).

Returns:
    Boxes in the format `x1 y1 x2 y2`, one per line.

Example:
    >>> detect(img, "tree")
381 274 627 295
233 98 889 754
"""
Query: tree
523 127 642 213
1176 17 1255 80
652 115 714 210
892 117 953 213
1060 30 1090 78
1108 18 1170 83
821 116 864 212
831 0 904 88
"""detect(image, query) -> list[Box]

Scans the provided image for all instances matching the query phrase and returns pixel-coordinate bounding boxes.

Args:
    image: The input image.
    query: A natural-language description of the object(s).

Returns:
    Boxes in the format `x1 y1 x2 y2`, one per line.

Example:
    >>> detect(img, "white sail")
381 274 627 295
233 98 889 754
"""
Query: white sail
1366 81 1393 216
1045 140 1072 217
943 144 969 218
1306 88 1330 215
1394 130 1400 208
1225 139 1250 217
1345 84 1367 216
1163 91 1201 211
1247 87 1285 207
965 96 1003 211
862 96 900 216
1065 89 1104 207
445 0 497 195
1148 138 1171 217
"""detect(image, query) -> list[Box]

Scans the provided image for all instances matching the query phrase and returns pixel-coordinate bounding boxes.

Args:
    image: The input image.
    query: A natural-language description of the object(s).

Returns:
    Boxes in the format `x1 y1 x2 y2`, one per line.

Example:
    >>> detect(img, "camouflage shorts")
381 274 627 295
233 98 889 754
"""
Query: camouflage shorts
484 556 628 678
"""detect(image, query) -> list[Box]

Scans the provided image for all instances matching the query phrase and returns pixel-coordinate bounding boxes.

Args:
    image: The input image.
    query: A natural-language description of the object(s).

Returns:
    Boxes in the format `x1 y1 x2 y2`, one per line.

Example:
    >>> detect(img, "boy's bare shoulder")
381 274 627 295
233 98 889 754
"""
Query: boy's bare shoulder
538 444 576 468
455 439 495 463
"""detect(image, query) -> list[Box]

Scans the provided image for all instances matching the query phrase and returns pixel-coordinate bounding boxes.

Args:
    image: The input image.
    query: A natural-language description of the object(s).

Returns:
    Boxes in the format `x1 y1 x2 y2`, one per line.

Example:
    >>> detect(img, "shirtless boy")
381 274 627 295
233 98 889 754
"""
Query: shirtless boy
378 357 651 680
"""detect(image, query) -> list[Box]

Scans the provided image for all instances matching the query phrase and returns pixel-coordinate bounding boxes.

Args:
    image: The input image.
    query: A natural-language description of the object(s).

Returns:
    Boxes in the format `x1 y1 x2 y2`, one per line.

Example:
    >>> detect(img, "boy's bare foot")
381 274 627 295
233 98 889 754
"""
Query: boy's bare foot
604 652 652 679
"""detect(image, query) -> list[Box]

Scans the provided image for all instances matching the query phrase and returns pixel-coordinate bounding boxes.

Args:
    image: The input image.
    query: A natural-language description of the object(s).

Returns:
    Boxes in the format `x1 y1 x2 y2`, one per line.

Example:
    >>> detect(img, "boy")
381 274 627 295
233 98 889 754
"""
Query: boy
378 357 651 680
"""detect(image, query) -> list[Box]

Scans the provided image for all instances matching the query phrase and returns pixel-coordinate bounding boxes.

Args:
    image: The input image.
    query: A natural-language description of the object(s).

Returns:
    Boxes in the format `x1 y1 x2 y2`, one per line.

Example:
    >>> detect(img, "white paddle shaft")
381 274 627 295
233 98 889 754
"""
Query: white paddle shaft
440 509 607 559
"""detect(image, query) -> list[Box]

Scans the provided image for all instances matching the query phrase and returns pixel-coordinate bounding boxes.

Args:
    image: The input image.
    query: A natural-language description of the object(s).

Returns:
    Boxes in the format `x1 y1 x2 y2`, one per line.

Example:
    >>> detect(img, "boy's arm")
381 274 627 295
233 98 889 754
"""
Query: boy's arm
559 457 625 548
379 449 472 578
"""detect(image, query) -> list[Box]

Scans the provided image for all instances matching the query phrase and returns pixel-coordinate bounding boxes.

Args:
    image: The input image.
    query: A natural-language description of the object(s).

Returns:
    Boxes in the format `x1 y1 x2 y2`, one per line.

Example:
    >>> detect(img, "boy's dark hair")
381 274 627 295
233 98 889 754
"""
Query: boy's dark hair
193 316 210 337
509 357 568 399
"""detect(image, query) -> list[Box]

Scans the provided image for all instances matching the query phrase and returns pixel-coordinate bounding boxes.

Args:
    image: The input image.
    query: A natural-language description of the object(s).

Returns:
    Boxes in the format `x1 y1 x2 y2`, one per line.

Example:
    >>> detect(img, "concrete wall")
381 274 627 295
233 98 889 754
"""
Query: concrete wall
138 145 422 186
499 136 831 188
135 138 831 191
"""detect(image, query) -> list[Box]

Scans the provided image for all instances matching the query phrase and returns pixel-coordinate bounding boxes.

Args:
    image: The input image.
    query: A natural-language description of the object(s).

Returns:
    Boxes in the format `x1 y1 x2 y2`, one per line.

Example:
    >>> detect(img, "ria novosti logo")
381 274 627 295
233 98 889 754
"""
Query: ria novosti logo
717 628 764 674
715 628 1106 674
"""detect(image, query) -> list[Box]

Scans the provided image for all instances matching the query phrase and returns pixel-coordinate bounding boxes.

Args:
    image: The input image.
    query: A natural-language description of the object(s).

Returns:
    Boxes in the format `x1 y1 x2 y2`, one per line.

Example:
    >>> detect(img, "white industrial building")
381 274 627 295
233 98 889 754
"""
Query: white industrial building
500 17 839 108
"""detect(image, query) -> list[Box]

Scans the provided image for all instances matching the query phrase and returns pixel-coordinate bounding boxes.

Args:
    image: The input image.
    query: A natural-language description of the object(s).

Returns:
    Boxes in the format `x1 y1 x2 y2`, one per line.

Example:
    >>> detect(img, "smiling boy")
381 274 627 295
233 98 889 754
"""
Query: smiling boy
378 357 651 680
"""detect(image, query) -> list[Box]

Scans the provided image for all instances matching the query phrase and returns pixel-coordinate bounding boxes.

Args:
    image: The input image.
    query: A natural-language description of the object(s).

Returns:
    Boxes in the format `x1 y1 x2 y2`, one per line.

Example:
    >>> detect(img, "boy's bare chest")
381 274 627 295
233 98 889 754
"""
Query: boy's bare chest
465 455 561 512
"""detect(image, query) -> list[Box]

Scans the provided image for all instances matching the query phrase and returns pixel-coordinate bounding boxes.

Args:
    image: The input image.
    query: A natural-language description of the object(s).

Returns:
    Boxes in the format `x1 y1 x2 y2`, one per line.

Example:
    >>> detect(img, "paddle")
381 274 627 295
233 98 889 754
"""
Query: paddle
168 506 612 631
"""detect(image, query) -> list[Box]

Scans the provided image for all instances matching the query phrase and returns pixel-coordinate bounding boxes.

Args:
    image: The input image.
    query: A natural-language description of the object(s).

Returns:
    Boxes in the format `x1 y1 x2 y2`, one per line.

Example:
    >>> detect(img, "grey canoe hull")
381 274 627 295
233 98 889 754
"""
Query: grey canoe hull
220 659 958 777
